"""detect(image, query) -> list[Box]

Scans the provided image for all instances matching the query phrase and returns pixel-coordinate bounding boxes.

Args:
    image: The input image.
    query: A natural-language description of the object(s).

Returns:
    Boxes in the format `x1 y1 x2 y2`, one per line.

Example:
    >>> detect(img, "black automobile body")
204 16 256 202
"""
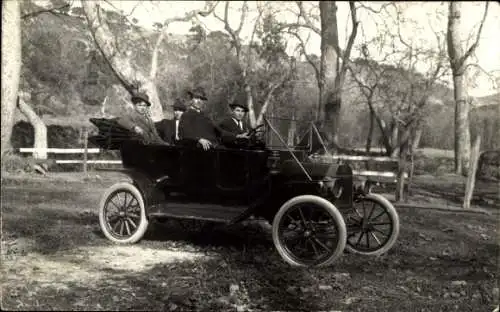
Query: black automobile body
89 117 400 267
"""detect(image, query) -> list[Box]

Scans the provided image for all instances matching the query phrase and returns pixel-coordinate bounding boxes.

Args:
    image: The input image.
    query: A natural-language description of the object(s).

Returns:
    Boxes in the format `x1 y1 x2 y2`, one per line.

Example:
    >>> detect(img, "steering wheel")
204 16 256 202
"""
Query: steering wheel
243 124 265 148
247 124 265 139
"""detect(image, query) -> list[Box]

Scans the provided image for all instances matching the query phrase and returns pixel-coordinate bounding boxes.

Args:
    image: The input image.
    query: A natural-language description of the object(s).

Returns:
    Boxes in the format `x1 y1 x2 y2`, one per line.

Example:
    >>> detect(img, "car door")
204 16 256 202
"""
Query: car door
215 147 248 192
179 147 217 196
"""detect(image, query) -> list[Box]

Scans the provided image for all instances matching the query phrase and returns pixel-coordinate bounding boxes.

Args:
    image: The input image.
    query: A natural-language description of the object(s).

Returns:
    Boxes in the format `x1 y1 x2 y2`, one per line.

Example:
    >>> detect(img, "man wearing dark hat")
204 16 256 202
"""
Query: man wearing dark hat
117 91 168 145
218 100 250 141
155 98 187 144
178 86 227 151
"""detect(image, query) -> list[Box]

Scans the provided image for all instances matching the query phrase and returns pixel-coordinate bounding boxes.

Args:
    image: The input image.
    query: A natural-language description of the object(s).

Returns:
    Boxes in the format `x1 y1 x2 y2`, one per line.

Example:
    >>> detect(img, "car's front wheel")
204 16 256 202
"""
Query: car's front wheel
272 195 347 267
345 193 400 256
99 182 149 244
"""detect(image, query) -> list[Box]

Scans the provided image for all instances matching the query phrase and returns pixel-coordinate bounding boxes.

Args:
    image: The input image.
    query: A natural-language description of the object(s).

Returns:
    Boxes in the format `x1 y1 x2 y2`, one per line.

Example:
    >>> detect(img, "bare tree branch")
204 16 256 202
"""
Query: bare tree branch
356 2 395 14
393 5 413 50
150 2 218 79
287 30 320 86
213 1 246 58
459 1 489 68
236 1 248 36
22 3 70 19
256 72 291 125
102 0 140 18
296 1 321 34
276 1 320 34
339 2 359 78
245 3 265 75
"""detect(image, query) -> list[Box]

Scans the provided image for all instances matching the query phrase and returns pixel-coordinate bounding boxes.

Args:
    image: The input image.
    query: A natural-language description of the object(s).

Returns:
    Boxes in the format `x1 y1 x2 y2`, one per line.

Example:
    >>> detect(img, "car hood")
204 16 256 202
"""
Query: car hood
280 159 352 180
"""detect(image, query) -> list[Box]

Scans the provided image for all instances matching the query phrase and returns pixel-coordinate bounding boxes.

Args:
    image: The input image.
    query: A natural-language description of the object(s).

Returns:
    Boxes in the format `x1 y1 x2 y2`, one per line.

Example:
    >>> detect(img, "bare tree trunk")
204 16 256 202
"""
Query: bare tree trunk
319 1 341 148
447 2 488 175
412 127 423 151
1 0 21 158
390 122 400 157
245 83 257 128
377 118 393 156
18 97 47 159
452 74 471 175
366 106 375 152
463 135 481 209
256 81 286 126
81 2 166 121
395 132 409 203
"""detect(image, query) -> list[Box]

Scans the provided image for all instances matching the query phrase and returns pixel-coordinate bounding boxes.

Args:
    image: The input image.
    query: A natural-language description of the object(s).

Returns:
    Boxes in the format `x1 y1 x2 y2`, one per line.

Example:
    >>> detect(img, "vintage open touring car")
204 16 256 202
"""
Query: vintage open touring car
88 117 400 267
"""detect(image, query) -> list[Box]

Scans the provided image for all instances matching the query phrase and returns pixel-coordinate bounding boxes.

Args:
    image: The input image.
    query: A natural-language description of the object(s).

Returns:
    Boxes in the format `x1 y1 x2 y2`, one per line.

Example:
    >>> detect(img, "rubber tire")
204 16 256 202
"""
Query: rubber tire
272 195 347 267
345 193 400 256
99 182 149 244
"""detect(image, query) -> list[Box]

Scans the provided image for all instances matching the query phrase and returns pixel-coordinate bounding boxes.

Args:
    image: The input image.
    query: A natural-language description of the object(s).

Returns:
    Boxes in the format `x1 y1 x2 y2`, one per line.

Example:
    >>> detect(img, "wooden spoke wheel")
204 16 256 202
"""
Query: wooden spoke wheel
99 182 149 244
272 195 347 267
345 193 400 256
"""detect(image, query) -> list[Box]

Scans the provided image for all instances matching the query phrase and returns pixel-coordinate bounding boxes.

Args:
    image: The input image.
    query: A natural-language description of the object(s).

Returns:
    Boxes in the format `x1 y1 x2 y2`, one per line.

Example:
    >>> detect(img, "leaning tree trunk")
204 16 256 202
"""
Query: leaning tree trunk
18 98 47 159
245 83 257 128
412 126 423 151
81 1 165 121
318 1 341 149
1 0 21 158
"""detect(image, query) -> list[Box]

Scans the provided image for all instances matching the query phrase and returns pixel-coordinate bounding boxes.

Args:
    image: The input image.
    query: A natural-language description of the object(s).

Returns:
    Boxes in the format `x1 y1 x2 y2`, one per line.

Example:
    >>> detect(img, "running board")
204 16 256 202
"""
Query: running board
147 202 248 224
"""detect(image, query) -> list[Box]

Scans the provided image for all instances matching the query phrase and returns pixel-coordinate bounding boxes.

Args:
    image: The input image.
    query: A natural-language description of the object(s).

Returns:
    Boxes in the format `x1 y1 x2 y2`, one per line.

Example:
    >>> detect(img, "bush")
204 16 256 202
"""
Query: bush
477 150 500 180
1 152 34 173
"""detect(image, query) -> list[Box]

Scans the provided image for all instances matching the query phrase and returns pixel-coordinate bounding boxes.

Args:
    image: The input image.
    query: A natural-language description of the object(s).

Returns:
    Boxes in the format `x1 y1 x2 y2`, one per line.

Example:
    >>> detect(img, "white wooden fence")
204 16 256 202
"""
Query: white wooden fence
18 147 408 180
313 154 409 180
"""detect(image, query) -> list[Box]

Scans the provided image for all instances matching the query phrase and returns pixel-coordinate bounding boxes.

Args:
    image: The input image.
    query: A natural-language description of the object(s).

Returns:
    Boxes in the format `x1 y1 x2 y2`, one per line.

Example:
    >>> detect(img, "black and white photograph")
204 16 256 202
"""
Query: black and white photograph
1 0 499 311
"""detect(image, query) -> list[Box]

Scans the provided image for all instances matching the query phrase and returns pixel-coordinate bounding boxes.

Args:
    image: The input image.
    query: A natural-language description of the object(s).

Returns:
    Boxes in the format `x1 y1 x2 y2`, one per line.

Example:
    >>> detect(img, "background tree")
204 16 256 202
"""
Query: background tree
446 2 489 175
211 1 292 128
81 1 216 121
1 0 22 159
279 1 360 151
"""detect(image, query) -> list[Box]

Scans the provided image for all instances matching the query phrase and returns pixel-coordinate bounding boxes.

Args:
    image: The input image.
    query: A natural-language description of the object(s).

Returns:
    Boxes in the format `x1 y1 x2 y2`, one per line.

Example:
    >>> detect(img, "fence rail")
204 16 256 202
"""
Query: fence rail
17 147 407 178
54 160 122 164
19 148 101 154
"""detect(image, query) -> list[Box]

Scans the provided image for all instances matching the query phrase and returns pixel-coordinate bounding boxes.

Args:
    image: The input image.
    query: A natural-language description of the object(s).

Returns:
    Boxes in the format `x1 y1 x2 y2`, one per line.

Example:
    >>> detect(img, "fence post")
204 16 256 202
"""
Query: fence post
463 135 481 209
83 127 88 174
406 151 415 201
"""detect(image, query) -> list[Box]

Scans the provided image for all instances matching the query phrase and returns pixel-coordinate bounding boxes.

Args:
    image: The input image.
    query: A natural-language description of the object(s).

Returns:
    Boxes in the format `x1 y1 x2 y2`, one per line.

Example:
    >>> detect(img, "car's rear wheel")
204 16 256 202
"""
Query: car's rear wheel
99 182 149 244
345 193 399 256
272 195 347 267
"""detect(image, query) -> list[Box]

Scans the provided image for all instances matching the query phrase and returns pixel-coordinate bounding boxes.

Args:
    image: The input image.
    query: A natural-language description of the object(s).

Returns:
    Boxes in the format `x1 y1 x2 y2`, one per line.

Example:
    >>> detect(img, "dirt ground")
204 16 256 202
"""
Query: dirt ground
1 172 499 311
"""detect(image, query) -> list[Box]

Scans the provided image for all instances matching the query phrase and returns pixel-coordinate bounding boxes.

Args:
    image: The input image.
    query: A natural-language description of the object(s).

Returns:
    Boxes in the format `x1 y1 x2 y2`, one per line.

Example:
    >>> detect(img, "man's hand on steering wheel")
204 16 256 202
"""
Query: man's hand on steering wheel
246 124 265 139
236 132 250 139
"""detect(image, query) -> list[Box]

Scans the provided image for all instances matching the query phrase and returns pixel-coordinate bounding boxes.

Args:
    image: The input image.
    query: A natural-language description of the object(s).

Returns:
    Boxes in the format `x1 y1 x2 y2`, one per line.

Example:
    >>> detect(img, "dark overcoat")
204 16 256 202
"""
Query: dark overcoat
155 119 179 144
218 117 249 135
116 109 167 145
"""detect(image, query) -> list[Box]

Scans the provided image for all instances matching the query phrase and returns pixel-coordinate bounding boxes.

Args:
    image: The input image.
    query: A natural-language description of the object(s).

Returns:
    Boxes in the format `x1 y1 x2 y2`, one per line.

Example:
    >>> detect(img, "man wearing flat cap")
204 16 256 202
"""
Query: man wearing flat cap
117 91 168 145
155 98 187 144
179 86 228 151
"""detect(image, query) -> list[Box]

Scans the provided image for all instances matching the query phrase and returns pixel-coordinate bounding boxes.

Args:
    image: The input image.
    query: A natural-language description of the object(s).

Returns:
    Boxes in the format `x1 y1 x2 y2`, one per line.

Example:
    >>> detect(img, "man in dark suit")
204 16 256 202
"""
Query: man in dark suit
178 87 228 151
155 98 187 144
116 92 168 145
218 100 251 143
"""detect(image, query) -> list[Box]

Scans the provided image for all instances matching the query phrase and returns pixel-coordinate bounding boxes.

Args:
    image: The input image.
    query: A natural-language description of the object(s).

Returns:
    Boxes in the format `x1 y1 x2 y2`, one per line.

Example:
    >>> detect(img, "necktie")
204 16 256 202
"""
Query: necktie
175 120 180 140
238 121 243 131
